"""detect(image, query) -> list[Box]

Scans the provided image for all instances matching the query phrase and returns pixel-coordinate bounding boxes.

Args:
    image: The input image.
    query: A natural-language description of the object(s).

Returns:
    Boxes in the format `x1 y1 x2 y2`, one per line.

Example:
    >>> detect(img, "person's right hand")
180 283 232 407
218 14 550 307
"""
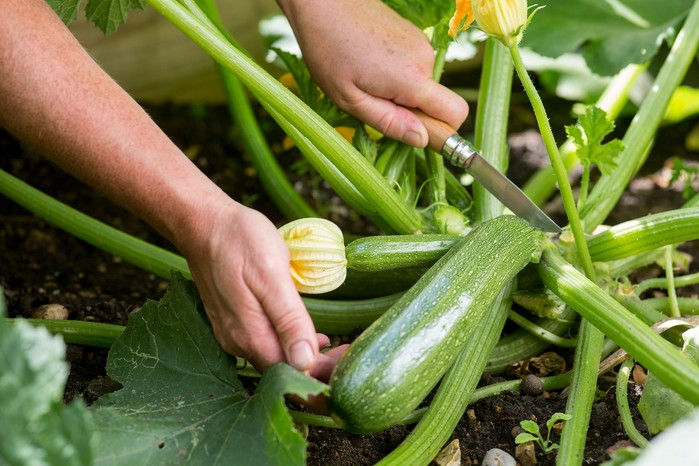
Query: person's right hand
278 0 469 148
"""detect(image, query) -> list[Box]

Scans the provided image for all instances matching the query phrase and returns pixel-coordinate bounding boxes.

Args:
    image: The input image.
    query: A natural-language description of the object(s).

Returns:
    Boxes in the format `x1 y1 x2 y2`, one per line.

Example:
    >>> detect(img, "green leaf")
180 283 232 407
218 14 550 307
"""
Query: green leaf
382 0 453 31
638 327 699 434
91 273 328 466
273 48 357 128
523 0 694 75
565 105 624 175
546 412 572 431
519 419 541 436
84 0 146 34
46 0 82 25
514 432 540 445
0 293 93 466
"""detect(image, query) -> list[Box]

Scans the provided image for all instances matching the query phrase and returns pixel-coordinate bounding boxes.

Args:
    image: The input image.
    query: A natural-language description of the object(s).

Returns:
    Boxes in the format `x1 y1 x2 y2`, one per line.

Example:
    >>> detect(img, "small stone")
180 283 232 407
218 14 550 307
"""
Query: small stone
520 374 544 396
30 303 69 320
515 442 538 466
434 439 460 466
482 448 516 466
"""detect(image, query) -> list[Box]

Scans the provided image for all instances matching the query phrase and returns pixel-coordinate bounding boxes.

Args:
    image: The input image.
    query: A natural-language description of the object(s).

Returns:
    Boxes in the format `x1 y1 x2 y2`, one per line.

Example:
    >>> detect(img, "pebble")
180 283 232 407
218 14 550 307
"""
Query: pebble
30 303 69 320
482 448 516 466
515 442 538 466
520 374 545 396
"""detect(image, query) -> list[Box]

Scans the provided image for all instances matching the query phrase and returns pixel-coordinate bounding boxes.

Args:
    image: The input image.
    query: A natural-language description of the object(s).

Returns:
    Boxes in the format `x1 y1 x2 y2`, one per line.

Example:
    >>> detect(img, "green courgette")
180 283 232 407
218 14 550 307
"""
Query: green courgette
345 234 462 272
328 216 545 434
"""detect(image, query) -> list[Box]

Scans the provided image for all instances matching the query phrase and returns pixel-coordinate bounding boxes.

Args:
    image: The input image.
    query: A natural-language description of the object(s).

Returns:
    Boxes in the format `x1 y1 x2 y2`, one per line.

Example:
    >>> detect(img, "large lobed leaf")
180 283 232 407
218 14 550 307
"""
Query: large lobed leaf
0 293 93 466
523 0 694 76
92 273 328 466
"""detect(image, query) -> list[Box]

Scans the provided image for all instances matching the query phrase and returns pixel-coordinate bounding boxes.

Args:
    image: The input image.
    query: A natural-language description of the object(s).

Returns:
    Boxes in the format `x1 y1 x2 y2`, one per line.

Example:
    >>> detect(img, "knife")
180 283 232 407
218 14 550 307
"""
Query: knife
412 111 561 234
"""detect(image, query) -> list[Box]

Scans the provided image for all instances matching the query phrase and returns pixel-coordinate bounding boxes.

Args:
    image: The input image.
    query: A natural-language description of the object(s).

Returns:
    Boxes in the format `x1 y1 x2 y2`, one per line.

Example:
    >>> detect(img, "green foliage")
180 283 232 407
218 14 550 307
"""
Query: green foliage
638 326 699 434
523 0 694 76
48 0 146 33
381 0 454 49
669 157 699 201
0 292 93 466
91 273 327 466
565 105 624 176
273 49 356 129
515 412 571 455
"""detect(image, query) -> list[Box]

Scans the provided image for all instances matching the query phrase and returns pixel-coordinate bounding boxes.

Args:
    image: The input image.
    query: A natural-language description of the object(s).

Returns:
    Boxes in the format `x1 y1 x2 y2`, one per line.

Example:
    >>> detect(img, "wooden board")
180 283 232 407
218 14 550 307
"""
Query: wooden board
69 1 282 103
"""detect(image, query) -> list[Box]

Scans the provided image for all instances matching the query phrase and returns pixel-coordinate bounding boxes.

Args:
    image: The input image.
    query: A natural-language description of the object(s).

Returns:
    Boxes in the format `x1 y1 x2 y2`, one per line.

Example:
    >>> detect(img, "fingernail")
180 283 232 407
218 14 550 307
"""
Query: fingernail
289 340 314 370
404 130 426 148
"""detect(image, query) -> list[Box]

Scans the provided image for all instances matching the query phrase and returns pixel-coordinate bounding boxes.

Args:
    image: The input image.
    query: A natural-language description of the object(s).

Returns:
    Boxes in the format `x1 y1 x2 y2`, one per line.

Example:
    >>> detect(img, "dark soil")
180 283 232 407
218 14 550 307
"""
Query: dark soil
1 96 697 465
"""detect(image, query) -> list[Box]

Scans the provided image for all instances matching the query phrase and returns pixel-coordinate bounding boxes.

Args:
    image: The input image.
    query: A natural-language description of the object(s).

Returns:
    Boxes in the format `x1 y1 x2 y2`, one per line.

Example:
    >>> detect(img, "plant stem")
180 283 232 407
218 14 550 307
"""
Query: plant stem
196 0 315 220
424 46 450 207
577 165 590 210
507 310 577 348
146 0 422 234
556 320 605 465
510 44 602 465
580 1 699 229
539 244 699 405
522 64 645 206
6 318 125 348
587 207 699 261
645 297 699 315
636 271 699 296
509 45 595 279
616 358 649 447
0 169 190 280
664 246 682 318
474 40 514 218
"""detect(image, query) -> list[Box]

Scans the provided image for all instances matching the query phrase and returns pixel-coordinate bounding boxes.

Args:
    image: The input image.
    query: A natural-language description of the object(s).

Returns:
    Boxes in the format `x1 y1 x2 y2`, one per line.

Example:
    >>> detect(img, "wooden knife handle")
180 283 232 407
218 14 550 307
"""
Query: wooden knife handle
410 109 458 153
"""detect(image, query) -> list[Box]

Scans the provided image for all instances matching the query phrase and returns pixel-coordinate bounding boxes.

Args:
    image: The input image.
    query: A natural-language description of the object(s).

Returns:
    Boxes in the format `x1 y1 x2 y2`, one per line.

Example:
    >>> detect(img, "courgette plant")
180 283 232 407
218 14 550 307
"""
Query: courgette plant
3 0 699 465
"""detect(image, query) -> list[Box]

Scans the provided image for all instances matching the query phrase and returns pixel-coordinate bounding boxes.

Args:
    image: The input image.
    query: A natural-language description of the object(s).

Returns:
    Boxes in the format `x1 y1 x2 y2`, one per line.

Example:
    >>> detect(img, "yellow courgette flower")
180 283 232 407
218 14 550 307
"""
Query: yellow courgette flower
450 0 529 48
278 218 347 294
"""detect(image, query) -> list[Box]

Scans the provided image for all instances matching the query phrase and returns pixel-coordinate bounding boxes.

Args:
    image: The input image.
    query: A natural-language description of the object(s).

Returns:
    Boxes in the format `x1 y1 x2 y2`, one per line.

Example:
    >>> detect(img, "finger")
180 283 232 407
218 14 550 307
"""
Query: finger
308 345 349 382
349 92 429 147
316 333 331 350
257 270 319 371
408 80 470 131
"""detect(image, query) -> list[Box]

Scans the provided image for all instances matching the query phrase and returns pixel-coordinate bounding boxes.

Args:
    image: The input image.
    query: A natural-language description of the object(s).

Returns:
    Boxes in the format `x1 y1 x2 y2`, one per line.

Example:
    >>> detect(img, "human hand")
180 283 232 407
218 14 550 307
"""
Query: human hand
278 0 469 147
179 201 345 378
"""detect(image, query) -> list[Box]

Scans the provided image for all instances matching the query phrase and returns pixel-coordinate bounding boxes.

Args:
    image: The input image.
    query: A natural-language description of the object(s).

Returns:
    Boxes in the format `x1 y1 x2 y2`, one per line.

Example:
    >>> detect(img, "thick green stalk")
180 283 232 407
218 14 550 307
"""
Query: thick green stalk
587 207 699 261
539 244 699 404
376 39 515 466
473 39 514 218
424 46 449 206
645 297 699 315
0 169 190 280
7 318 125 348
664 246 682 318
556 319 605 465
522 64 644 206
580 1 699 229
195 0 315 220
146 0 422 234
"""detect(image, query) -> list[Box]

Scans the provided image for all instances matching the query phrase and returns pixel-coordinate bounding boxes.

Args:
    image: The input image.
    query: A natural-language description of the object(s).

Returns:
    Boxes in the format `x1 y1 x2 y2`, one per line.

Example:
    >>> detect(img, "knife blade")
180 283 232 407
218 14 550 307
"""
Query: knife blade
412 111 561 233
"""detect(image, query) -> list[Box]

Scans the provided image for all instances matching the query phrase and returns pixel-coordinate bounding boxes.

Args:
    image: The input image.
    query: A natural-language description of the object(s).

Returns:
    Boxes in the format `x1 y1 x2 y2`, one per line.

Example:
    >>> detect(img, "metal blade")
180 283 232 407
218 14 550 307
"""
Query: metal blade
440 134 561 233
466 153 561 233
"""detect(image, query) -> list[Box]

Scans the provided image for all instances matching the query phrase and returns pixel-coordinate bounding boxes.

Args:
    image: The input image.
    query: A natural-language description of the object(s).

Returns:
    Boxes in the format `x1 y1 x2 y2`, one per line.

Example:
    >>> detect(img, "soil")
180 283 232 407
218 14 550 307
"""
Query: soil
1 95 698 465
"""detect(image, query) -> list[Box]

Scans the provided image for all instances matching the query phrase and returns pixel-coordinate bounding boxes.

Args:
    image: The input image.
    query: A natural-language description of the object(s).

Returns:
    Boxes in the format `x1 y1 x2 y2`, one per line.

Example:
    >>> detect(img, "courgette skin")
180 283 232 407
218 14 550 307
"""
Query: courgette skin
345 234 462 272
328 216 544 434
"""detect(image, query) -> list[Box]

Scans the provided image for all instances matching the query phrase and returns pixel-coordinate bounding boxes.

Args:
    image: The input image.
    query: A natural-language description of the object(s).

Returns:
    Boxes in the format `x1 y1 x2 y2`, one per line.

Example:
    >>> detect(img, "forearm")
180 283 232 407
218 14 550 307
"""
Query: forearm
0 0 230 250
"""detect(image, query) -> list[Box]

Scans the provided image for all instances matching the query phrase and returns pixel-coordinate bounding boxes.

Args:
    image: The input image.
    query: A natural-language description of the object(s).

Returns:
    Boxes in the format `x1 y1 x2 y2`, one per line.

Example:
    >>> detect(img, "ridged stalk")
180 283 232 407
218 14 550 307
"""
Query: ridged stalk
0 169 190 280
539 244 699 405
587 207 699 261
